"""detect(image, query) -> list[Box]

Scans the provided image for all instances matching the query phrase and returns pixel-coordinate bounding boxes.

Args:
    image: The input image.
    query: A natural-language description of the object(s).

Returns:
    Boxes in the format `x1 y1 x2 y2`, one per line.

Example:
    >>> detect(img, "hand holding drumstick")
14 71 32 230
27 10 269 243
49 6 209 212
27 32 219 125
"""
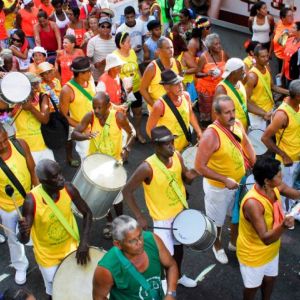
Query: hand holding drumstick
5 184 23 220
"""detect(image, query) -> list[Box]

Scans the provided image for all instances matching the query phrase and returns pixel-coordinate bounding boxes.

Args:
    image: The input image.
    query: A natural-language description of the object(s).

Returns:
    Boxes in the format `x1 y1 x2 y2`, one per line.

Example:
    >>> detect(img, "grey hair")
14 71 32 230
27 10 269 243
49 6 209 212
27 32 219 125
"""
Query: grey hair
204 33 220 49
94 91 110 104
0 49 13 59
35 159 57 181
213 94 233 114
112 215 139 241
289 79 300 98
157 36 170 49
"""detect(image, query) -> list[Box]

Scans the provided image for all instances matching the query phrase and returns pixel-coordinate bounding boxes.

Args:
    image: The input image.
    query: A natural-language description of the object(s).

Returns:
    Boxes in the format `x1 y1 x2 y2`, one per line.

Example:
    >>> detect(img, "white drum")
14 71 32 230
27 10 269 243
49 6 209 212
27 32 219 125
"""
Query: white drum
0 72 31 104
182 146 197 169
248 129 267 155
245 174 255 192
172 209 217 252
52 247 106 300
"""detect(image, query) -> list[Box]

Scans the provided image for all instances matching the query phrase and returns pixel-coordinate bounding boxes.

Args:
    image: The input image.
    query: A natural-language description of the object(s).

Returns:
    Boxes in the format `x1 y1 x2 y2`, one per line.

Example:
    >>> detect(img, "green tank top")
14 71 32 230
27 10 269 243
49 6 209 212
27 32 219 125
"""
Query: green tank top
98 231 164 300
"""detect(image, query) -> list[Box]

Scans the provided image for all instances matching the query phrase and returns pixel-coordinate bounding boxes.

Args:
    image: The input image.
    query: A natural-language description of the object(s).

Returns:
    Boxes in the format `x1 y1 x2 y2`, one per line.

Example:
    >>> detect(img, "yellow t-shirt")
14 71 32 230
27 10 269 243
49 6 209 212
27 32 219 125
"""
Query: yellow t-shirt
30 185 79 267
3 0 16 32
88 109 122 160
206 121 246 187
148 58 179 103
275 102 300 162
113 49 141 93
0 140 31 212
143 152 185 220
157 92 190 152
237 186 281 267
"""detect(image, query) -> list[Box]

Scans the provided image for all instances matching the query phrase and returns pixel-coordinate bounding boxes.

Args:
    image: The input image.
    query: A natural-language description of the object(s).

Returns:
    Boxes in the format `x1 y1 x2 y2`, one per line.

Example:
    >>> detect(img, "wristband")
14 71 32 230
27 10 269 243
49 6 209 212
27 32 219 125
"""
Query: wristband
167 290 176 298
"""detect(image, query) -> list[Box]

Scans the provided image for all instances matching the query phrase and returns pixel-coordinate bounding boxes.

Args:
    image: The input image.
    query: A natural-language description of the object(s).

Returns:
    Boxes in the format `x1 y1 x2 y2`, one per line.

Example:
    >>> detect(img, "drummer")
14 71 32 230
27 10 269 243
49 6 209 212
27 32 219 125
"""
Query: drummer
123 125 199 288
18 159 92 298
146 69 202 152
262 79 300 217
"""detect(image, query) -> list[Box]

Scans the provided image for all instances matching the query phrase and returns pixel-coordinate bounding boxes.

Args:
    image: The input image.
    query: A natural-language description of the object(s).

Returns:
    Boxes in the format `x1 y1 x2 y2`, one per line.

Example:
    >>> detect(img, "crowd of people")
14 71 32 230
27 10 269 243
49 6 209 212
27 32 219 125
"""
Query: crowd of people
0 0 300 299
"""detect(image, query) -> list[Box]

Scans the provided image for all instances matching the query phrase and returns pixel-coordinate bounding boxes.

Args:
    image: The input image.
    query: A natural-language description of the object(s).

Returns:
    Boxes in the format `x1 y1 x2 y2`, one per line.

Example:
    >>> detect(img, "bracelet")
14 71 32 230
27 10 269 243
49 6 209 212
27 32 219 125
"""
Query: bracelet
167 290 176 298
123 146 130 152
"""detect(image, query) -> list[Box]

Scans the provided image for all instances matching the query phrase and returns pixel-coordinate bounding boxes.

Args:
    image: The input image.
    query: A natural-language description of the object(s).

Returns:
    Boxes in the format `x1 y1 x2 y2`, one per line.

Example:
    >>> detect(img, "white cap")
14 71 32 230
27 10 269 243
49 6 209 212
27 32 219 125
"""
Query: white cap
32 46 47 57
222 58 245 79
105 53 125 71
23 0 33 5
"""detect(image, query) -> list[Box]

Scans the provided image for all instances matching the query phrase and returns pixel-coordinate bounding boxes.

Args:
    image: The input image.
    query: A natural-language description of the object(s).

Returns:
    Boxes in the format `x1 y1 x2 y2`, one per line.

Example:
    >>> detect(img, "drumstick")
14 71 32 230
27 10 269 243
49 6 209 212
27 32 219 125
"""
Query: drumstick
0 223 16 235
148 226 178 230
239 182 255 186
5 185 23 220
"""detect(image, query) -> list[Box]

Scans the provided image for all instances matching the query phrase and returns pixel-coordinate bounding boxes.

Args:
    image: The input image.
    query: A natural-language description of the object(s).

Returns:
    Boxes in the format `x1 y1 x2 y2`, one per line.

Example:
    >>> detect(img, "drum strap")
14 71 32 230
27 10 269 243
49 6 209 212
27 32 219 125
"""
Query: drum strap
68 79 93 102
152 154 188 208
37 185 80 242
223 79 250 126
113 247 160 300
252 67 273 103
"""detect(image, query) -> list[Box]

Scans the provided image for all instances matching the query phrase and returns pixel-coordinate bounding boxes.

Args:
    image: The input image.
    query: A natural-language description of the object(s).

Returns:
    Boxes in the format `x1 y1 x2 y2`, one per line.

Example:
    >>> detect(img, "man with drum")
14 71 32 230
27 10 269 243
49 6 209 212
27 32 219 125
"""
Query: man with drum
123 126 199 288
0 123 37 285
262 80 300 217
245 44 288 131
18 159 92 298
59 56 96 160
146 70 202 152
195 95 256 264
93 215 179 300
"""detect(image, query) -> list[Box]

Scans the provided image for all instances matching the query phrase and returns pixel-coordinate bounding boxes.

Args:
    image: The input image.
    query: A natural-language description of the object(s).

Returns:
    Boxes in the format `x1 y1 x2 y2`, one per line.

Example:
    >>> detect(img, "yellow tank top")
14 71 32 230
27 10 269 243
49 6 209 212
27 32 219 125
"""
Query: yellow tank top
66 79 95 123
275 102 300 162
207 122 246 187
218 81 248 129
88 109 122 160
248 67 273 112
243 56 254 70
237 186 281 267
3 0 15 30
157 92 190 152
177 52 194 84
15 101 47 152
148 58 179 102
0 141 32 212
143 153 185 220
30 185 79 267
114 49 141 93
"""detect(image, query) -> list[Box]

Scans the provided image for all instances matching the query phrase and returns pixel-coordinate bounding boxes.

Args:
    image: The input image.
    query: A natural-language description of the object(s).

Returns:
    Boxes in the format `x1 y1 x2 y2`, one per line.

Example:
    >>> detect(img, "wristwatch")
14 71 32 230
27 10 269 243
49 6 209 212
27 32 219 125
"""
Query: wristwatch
167 290 176 298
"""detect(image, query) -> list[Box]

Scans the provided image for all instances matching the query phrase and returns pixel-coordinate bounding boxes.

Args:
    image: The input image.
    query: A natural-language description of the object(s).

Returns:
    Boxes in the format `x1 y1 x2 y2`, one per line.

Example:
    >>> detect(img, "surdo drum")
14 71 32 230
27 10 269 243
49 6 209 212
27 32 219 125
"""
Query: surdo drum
247 129 267 156
172 209 217 251
182 146 197 169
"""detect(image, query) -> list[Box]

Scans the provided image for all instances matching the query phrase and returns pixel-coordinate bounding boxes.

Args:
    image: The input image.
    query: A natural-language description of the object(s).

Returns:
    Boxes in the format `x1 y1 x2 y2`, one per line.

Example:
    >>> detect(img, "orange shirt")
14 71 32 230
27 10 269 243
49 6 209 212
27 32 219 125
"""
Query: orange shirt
98 72 122 105
283 37 300 80
0 10 7 40
273 20 295 59
19 7 39 37
38 3 54 17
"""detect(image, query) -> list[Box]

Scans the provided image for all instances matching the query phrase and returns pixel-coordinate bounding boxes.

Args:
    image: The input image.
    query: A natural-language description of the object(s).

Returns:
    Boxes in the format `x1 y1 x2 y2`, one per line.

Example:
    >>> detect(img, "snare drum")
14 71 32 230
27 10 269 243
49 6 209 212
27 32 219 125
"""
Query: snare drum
172 209 217 252
52 247 106 300
72 153 127 220
0 72 31 105
182 145 197 169
248 129 267 155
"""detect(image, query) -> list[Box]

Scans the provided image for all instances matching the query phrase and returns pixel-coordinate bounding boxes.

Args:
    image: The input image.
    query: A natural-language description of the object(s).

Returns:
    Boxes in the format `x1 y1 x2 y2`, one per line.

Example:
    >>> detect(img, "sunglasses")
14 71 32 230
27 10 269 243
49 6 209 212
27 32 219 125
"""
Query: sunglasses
12 37 22 42
100 24 111 29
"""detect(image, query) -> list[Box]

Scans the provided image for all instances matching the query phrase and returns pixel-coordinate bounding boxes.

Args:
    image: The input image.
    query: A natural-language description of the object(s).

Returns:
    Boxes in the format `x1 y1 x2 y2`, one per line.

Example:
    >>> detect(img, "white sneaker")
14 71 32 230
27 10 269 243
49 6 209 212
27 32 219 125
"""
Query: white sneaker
15 269 27 285
228 242 236 252
178 275 197 288
0 233 5 244
212 246 228 264
161 279 167 294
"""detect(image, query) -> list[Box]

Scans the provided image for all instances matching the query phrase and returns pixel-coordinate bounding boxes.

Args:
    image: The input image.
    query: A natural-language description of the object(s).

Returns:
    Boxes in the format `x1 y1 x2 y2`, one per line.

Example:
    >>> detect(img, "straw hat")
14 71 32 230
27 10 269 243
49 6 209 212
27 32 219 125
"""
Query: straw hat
37 62 53 75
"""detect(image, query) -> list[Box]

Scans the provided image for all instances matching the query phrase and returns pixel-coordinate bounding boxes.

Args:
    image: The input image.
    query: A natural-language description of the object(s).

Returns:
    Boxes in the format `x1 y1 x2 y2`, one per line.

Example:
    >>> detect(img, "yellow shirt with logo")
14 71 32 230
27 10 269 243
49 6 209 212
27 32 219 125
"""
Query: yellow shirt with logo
207 121 246 188
275 102 300 162
157 92 190 152
30 185 79 267
148 58 179 102
247 67 273 112
88 109 122 160
218 80 248 129
15 101 47 152
66 79 95 123
0 141 31 212
143 153 185 220
237 186 281 267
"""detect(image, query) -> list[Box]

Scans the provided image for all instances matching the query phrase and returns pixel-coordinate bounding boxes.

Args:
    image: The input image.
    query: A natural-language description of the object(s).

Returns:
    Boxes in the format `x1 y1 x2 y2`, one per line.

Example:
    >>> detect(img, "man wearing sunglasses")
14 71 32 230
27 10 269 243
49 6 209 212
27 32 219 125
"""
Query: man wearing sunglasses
87 17 116 82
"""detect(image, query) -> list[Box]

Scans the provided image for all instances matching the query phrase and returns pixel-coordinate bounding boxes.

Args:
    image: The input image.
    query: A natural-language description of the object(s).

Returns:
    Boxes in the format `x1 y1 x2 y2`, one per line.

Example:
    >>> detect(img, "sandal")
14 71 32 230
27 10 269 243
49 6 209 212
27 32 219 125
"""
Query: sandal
136 134 146 144
68 159 80 168
102 223 112 240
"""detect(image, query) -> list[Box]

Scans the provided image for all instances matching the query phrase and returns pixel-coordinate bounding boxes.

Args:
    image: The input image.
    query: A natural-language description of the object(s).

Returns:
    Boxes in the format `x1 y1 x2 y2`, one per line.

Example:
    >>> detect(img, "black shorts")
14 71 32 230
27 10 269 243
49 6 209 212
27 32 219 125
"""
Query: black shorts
131 91 143 108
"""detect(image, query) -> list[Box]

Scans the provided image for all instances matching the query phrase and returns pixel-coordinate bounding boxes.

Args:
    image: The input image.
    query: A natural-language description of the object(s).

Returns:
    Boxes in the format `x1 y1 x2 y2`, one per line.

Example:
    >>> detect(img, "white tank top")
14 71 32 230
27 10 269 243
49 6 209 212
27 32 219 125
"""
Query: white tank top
54 11 70 29
252 16 270 44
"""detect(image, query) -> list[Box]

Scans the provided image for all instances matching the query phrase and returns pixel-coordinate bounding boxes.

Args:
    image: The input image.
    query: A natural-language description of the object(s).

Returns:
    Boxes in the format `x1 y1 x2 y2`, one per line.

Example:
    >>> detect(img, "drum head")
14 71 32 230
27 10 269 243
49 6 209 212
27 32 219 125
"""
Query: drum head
172 209 206 245
82 154 127 190
0 72 31 104
246 174 255 191
248 129 267 155
52 247 105 300
182 146 197 169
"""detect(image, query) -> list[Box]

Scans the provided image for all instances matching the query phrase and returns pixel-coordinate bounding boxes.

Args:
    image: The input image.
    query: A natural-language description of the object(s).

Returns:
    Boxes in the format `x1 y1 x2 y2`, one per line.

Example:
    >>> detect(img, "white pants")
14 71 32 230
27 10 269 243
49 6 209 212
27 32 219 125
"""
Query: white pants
248 113 267 131
281 162 300 213
39 264 59 295
0 208 28 271
31 148 55 165
75 140 89 160
203 179 237 227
